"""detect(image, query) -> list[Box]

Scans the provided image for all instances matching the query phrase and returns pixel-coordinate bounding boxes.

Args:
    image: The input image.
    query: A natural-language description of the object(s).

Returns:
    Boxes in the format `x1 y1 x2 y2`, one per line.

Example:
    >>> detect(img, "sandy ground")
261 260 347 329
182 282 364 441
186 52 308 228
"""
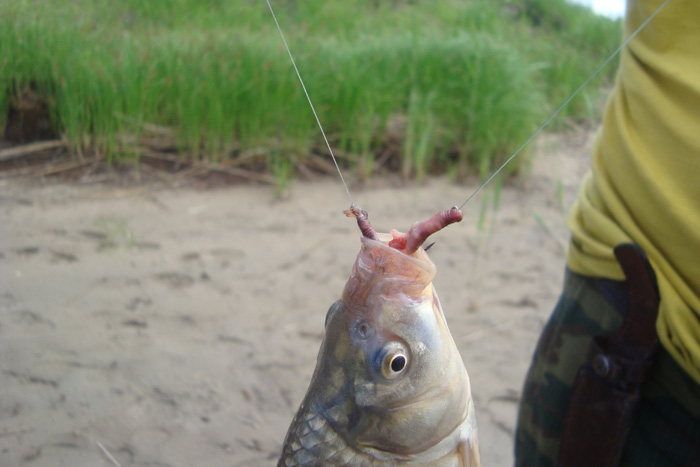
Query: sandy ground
0 131 593 466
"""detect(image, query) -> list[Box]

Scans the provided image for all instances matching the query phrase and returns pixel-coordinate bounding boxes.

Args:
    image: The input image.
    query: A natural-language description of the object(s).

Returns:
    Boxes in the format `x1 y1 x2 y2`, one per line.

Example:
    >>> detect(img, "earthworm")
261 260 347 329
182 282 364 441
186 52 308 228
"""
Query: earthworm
404 207 463 254
344 204 379 241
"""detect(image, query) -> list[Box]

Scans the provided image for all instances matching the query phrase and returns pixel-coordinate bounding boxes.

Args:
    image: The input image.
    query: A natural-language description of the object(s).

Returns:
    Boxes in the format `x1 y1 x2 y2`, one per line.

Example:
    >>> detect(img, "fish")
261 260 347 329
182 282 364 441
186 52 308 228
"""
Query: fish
279 206 480 466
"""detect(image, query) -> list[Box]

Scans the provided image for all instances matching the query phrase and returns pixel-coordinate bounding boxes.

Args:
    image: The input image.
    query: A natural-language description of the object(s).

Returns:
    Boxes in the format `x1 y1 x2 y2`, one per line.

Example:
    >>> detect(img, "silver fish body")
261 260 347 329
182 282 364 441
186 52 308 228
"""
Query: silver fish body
279 232 480 466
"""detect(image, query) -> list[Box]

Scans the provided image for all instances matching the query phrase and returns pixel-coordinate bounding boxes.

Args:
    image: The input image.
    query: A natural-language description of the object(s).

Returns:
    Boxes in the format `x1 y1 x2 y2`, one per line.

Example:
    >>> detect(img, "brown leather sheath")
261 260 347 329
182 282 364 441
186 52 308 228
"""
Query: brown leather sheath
558 244 660 467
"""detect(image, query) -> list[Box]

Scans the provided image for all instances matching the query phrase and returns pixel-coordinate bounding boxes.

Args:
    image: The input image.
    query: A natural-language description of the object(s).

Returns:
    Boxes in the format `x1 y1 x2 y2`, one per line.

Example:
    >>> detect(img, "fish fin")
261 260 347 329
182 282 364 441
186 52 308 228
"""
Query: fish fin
457 437 481 467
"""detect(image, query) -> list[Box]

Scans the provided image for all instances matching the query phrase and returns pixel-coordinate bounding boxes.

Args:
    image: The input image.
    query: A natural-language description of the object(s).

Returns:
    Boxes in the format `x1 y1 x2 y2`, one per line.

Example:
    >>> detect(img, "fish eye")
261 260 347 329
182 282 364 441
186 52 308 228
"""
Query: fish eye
376 342 409 379
390 354 406 373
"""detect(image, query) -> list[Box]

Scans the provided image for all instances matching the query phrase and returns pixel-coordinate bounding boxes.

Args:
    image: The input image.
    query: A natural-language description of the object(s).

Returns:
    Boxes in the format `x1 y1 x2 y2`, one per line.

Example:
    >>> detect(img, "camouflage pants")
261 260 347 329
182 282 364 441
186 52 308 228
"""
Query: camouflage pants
515 268 700 466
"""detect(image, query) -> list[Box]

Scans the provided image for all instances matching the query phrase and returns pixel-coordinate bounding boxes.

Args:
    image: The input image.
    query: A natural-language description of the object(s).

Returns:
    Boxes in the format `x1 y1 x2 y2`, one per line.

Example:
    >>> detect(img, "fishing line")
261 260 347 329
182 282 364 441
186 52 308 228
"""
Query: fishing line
457 0 672 211
265 0 354 205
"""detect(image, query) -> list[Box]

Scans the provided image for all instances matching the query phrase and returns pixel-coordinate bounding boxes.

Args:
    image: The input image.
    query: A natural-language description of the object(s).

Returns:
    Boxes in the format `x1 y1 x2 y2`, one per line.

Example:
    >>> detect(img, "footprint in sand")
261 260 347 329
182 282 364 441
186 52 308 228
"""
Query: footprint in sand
15 247 40 256
154 272 195 288
9 310 56 329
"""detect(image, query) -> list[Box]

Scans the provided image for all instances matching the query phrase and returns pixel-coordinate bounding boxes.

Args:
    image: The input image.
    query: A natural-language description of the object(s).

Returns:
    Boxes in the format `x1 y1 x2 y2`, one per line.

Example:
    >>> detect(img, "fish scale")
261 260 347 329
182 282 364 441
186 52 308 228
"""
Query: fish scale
280 401 366 465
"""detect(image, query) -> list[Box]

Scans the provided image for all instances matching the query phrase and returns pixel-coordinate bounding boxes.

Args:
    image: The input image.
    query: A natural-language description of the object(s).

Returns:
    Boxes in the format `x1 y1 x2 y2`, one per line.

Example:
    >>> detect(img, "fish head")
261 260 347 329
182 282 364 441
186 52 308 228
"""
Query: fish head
306 233 472 458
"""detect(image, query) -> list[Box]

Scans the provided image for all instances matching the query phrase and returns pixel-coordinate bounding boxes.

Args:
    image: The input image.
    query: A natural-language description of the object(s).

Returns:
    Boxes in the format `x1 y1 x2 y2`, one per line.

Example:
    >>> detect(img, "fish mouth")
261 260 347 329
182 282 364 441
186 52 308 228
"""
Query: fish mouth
342 234 437 303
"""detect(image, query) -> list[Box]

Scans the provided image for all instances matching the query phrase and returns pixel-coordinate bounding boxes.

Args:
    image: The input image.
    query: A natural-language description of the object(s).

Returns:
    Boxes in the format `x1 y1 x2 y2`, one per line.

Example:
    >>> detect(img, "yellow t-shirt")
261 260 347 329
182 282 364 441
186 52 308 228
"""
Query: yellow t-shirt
567 0 700 384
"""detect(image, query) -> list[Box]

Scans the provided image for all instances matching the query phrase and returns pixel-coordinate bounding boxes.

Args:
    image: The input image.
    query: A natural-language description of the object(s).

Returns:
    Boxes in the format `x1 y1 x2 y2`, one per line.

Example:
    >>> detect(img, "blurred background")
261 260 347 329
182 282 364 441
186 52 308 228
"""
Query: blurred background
572 0 624 18
1 0 621 186
1 1 622 466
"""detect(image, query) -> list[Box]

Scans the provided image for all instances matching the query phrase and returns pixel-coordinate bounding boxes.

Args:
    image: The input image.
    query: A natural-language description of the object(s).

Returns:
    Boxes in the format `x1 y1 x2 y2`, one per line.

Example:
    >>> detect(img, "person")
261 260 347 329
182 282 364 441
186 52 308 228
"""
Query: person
515 0 700 465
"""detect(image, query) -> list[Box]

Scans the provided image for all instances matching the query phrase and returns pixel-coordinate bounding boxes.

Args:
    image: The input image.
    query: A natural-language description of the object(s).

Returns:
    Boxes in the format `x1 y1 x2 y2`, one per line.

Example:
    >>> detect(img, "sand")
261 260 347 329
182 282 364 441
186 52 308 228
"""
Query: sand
0 131 593 466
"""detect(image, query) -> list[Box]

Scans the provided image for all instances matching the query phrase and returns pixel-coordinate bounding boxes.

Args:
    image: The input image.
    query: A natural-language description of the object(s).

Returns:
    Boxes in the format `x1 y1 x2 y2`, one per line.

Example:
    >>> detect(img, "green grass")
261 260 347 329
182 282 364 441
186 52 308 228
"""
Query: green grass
0 0 621 182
